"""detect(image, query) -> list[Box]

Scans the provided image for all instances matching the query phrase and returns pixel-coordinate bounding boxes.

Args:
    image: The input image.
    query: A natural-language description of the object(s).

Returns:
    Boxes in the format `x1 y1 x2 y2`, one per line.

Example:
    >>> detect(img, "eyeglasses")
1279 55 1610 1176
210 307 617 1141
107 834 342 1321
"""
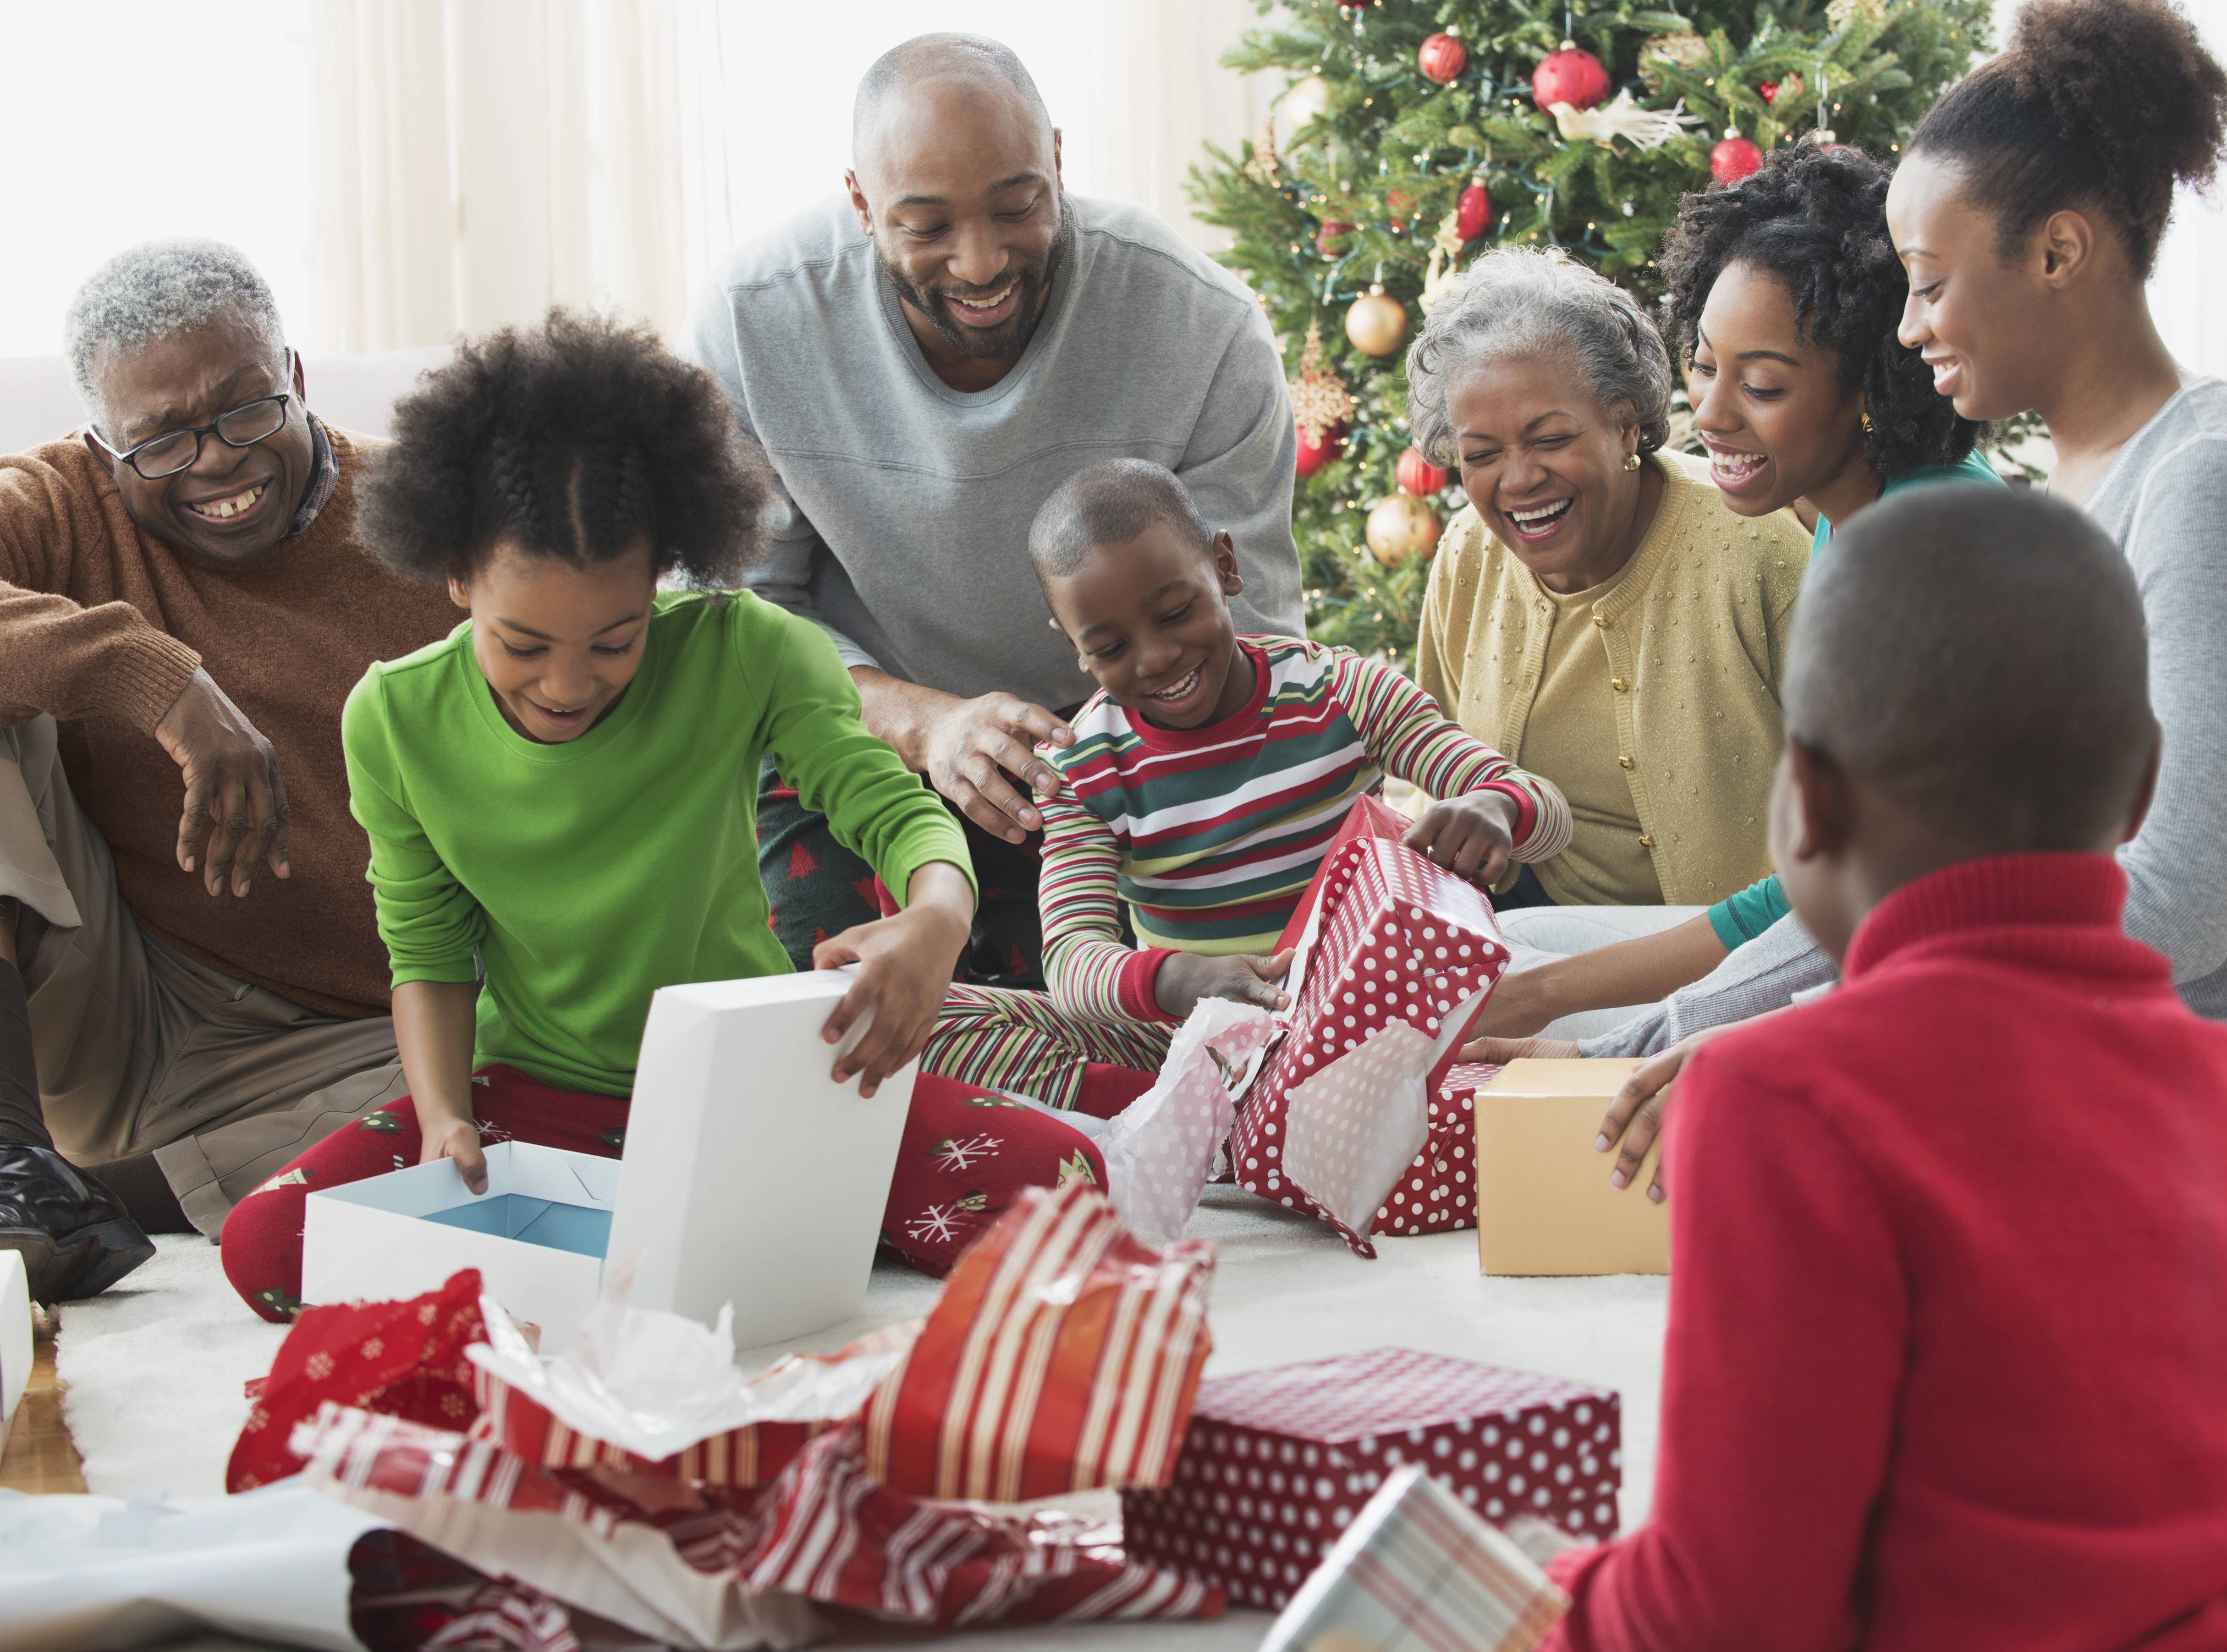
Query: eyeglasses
92 361 298 481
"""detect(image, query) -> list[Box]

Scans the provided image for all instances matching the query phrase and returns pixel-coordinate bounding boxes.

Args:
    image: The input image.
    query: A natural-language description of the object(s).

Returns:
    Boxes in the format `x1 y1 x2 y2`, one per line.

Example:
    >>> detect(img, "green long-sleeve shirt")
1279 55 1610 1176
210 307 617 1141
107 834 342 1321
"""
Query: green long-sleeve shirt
341 589 972 1095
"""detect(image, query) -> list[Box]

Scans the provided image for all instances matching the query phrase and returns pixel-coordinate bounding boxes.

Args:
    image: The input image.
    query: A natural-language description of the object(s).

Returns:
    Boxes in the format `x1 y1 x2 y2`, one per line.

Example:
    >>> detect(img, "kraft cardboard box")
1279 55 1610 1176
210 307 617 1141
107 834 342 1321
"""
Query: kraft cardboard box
303 969 915 1351
1471 1059 1671 1277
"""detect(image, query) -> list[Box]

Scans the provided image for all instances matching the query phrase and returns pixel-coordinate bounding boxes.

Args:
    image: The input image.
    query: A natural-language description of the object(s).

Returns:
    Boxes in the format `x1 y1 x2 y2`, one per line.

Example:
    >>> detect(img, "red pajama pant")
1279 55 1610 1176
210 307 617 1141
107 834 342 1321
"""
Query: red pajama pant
219 1064 1110 1323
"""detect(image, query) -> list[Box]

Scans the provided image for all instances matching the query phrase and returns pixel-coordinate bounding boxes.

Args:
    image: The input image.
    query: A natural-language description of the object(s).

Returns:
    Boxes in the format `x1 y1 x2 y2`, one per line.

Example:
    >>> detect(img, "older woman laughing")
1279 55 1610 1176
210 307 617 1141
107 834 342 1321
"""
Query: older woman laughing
1412 248 1810 915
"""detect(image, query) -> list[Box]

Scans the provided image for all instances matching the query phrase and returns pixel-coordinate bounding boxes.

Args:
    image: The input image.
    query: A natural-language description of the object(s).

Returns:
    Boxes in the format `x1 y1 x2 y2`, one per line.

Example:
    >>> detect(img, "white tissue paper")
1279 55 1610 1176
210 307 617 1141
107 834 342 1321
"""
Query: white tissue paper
1100 998 1277 1243
463 1257 912 1466
0 1482 383 1652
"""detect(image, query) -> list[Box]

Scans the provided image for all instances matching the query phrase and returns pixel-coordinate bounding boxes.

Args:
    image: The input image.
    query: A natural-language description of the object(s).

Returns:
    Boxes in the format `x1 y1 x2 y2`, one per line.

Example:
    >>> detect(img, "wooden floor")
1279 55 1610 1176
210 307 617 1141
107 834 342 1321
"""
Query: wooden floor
1 1307 87 1493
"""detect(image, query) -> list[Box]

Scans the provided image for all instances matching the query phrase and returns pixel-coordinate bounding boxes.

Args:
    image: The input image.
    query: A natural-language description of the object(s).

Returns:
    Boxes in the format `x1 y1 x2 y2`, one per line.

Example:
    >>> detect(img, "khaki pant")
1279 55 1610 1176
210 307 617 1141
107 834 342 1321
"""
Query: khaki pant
0 717 406 1237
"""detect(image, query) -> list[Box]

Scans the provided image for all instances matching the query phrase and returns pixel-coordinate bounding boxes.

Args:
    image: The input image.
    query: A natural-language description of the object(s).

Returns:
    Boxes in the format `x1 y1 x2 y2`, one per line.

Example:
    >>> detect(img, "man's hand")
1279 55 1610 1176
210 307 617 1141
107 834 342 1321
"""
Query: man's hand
855 669 1072 844
1154 948 1294 1021
153 667 291 898
1403 790 1519 888
419 1108 487 1196
814 862 974 1097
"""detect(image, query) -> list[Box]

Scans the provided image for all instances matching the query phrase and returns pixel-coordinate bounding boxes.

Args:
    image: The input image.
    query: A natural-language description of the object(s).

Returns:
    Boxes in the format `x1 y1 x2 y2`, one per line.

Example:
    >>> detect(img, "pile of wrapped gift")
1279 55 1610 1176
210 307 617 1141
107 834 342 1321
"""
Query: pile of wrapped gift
1 1182 1609 1651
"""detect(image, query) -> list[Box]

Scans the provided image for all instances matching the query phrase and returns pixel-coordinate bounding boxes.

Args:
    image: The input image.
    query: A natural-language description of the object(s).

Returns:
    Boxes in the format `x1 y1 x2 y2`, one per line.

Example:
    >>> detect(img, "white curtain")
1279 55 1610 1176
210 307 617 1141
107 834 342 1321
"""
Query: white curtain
312 0 1270 351
312 0 691 351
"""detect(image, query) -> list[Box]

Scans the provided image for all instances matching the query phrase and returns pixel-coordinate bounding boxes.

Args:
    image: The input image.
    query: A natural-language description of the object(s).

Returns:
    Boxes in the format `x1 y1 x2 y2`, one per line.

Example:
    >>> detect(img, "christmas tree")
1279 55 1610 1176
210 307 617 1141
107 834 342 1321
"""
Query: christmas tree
1190 0 1990 666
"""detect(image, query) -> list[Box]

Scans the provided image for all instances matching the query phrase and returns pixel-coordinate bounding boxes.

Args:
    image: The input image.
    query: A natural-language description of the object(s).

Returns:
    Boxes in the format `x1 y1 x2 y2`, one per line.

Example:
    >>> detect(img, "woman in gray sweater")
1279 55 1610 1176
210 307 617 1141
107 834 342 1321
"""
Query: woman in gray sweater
1487 0 2227 1196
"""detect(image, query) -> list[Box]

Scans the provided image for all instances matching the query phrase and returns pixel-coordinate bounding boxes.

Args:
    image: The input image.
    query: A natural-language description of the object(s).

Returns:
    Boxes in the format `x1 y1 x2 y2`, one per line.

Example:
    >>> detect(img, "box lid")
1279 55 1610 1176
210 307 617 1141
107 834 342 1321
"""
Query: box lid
1193 1348 1611 1442
1474 1058 1644 1098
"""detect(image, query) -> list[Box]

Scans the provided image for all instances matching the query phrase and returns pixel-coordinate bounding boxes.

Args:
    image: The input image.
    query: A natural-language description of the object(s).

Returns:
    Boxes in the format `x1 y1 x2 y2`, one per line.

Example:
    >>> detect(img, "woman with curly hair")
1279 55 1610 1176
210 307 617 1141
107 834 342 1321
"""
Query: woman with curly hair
220 312 1109 1315
1472 143 2004 1041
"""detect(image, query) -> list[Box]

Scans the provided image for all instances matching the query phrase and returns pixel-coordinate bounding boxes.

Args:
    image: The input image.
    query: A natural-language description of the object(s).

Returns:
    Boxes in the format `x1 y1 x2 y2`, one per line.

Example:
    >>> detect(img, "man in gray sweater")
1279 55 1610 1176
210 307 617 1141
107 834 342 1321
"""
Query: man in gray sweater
694 33 1304 985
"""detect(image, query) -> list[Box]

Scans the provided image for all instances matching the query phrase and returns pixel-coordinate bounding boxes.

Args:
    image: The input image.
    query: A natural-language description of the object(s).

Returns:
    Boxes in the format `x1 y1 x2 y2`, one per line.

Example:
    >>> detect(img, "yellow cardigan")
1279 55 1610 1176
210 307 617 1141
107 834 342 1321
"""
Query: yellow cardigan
1415 452 1810 906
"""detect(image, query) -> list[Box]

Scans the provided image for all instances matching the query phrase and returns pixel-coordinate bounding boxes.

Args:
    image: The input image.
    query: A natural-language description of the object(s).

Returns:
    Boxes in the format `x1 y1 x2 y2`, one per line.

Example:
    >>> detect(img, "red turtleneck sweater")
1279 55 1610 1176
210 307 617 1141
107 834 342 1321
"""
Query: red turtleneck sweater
1545 853 2227 1652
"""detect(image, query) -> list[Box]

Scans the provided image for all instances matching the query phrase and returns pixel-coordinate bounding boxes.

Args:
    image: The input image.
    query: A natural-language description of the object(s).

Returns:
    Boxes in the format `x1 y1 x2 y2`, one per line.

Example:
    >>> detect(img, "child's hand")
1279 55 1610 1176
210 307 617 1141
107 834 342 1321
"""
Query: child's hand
1403 790 1520 887
419 1109 488 1196
813 862 974 1098
1154 948 1295 1021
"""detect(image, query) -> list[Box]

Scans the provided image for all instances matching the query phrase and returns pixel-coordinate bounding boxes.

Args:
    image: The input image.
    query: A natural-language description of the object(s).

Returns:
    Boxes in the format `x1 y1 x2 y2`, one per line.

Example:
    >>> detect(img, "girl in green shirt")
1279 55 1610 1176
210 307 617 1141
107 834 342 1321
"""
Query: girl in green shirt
1473 142 2005 1044
223 314 1103 1319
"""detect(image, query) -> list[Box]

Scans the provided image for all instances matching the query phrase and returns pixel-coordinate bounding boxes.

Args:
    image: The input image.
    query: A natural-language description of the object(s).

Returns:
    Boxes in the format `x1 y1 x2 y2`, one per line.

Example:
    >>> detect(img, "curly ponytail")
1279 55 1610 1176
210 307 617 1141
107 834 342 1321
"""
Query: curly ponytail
1909 0 2227 277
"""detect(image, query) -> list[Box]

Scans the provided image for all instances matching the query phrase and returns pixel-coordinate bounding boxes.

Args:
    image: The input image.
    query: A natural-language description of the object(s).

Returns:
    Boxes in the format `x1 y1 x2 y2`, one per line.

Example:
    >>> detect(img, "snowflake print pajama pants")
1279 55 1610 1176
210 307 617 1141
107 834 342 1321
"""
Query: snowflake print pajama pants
218 1064 1109 1322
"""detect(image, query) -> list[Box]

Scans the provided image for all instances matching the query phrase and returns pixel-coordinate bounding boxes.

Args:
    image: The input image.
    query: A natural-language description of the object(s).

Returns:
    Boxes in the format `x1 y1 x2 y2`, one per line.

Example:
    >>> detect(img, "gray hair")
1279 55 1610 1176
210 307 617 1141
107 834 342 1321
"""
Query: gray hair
64 239 287 434
1405 247 1672 468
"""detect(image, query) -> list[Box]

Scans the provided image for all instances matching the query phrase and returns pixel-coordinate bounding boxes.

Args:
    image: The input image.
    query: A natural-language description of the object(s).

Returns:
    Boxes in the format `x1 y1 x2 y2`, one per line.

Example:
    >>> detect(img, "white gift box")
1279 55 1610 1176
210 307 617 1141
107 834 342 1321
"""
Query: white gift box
0 1250 28 1454
303 970 914 1352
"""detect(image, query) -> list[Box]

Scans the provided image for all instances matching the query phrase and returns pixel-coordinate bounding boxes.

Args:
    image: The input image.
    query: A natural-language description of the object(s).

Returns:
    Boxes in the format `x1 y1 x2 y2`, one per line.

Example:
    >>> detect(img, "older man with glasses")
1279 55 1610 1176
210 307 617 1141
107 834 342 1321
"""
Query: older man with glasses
0 239 456 1304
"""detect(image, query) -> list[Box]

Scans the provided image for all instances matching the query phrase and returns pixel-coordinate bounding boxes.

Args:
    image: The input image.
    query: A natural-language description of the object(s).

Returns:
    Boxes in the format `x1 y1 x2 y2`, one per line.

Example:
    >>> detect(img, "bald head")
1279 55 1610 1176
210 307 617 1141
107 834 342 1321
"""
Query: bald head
852 33 1049 169
1785 486 2154 852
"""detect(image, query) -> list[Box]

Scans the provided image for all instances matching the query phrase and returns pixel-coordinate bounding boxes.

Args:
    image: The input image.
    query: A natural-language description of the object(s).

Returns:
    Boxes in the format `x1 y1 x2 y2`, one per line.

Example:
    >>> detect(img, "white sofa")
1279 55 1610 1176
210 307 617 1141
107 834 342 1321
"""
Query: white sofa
0 346 452 457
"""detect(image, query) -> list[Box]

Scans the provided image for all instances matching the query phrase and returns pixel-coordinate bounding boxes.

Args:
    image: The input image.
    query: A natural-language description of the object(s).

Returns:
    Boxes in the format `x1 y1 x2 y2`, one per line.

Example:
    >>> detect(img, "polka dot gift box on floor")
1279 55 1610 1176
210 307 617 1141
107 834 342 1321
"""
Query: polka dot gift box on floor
1122 1346 1621 1612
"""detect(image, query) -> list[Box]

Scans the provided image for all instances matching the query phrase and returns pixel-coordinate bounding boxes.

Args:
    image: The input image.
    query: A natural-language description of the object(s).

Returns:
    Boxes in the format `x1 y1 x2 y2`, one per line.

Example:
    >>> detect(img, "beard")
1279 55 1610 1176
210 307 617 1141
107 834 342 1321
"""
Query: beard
880 198 1072 361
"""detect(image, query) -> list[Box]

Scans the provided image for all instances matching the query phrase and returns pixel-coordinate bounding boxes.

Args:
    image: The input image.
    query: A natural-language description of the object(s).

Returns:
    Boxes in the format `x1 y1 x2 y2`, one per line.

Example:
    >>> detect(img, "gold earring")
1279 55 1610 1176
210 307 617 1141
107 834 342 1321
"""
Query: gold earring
1861 409 1874 434
1623 452 1643 471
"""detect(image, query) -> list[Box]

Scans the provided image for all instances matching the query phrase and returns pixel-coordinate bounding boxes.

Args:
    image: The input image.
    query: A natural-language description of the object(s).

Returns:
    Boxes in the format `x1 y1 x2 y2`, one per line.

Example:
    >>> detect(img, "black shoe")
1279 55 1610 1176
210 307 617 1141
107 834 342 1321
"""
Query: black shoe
0 1143 155 1303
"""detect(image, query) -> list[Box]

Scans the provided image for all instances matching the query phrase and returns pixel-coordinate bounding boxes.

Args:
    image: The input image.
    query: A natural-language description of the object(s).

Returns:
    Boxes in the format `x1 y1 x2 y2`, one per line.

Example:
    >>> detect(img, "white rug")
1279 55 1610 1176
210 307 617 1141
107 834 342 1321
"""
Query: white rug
52 1188 1667 1650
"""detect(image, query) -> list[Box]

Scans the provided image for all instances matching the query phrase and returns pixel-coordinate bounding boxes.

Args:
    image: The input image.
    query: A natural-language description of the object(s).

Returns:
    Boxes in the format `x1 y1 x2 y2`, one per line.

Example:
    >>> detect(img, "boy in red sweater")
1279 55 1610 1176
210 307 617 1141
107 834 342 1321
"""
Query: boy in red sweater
1538 485 2227 1650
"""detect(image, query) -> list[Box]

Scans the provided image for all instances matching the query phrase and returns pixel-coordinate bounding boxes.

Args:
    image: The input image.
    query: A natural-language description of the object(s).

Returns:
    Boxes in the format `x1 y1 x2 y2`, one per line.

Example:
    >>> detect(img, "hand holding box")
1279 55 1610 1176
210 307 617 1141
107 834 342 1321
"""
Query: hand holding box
1467 1059 1671 1277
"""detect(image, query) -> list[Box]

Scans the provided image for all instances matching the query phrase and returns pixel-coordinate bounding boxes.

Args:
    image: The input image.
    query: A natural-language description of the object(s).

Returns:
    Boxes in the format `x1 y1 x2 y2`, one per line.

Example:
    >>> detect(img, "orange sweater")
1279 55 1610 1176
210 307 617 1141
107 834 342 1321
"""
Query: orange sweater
0 424 458 1017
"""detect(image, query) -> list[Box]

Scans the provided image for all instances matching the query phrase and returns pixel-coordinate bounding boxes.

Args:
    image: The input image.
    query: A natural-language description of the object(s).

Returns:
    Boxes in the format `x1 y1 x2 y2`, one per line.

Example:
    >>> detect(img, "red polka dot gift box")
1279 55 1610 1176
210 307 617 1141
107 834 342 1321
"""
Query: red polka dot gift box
1234 796 1512 1256
1121 1346 1621 1612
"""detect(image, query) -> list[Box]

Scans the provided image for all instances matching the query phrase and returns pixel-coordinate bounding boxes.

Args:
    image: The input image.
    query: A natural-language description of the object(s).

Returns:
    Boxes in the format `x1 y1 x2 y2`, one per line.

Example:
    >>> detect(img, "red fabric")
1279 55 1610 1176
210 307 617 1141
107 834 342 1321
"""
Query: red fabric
880 1079 1108 1274
1544 854 2227 1652
1075 1060 1158 1120
226 1268 488 1492
219 1067 630 1325
1478 777 1537 847
221 1065 1104 1316
1116 946 1181 1024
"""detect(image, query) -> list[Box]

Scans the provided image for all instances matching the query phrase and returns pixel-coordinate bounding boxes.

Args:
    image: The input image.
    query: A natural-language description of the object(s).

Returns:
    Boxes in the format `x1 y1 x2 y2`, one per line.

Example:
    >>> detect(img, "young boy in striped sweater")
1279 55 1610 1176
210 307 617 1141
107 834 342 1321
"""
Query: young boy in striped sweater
921 460 1570 1109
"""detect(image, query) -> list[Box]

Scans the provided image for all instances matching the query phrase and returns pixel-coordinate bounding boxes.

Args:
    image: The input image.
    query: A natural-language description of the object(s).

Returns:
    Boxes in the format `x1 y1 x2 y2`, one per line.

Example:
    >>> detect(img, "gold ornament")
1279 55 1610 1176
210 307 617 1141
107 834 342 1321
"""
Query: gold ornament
1344 285 1408 357
1420 207 1468 316
1244 115 1280 185
1278 74 1335 146
1826 0 1891 29
1366 494 1444 564
1288 324 1358 444
1646 31 1710 66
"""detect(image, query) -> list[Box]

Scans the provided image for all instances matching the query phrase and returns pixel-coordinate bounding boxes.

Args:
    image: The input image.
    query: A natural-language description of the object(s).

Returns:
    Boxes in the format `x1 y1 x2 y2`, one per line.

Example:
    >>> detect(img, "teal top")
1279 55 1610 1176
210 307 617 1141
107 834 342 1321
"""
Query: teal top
342 590 973 1095
1710 452 2007 950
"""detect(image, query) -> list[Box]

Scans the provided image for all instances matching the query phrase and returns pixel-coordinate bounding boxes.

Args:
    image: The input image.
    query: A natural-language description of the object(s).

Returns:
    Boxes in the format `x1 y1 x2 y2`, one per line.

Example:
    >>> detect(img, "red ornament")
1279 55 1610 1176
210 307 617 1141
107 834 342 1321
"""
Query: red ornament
1532 44 1610 112
1316 220 1354 256
1385 187 1415 228
1418 33 1469 85
1397 447 1450 496
1456 179 1493 241
1295 423 1346 478
1710 133 1765 184
1759 80 1779 104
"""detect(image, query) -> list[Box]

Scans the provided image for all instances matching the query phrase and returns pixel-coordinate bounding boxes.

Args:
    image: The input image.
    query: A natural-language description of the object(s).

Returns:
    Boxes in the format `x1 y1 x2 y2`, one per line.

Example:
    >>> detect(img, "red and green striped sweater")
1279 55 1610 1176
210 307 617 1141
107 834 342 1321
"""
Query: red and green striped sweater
1039 636 1573 1026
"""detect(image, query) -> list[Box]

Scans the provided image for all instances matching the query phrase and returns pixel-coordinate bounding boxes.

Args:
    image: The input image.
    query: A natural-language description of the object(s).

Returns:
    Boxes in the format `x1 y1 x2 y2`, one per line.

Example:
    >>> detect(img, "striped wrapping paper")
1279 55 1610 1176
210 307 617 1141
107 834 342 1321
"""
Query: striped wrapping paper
467 1320 918 1488
1263 1463 1569 1652
290 1401 1219 1632
862 1180 1217 1503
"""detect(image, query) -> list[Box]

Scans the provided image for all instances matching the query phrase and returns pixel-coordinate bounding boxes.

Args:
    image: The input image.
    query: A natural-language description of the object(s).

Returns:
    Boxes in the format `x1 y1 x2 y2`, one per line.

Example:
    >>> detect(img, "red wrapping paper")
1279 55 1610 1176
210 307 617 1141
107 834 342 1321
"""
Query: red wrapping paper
262 1182 1226 1638
1236 805 1512 1254
862 1177 1215 1502
1121 1348 1621 1611
229 1267 488 1492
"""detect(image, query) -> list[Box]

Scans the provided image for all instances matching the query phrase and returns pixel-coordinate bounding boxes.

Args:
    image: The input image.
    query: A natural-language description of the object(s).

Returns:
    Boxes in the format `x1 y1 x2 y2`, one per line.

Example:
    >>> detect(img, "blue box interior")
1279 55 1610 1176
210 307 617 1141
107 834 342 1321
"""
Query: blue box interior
420 1193 613 1258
